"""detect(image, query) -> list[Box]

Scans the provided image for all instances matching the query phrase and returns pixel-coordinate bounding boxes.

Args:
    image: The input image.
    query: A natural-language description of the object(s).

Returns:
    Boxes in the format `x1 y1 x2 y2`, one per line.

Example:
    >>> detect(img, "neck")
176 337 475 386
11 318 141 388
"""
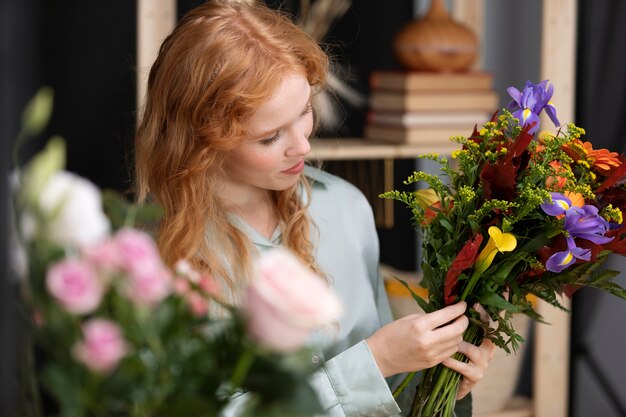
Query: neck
222 186 279 240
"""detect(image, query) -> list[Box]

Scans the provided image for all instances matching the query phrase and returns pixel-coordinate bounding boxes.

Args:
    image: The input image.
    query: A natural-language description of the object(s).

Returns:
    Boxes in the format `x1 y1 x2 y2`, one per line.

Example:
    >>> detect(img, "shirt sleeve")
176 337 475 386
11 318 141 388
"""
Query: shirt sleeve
306 180 401 417
310 341 401 417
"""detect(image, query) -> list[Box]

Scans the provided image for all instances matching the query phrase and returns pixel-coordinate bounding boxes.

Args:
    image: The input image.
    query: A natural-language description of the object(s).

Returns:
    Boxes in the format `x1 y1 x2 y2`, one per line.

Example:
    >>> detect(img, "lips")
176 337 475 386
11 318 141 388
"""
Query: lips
282 160 305 175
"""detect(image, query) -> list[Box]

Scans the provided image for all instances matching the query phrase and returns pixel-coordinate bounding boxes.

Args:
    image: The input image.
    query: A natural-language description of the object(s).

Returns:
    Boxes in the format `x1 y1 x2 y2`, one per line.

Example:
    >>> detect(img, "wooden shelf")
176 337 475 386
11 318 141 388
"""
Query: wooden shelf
308 138 461 161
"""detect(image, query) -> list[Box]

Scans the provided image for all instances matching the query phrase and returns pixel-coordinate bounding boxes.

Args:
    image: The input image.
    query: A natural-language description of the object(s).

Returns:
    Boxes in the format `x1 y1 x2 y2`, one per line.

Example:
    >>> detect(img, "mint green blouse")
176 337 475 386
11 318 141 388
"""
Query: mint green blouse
228 166 403 416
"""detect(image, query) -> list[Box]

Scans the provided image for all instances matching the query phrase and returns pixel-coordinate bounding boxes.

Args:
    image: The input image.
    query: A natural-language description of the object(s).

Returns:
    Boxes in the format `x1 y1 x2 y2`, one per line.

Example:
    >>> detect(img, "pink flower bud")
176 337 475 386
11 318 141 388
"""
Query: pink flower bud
186 292 209 317
244 249 342 352
73 318 128 373
173 277 191 295
83 238 123 273
113 228 162 274
198 274 220 297
46 259 104 314
125 265 172 307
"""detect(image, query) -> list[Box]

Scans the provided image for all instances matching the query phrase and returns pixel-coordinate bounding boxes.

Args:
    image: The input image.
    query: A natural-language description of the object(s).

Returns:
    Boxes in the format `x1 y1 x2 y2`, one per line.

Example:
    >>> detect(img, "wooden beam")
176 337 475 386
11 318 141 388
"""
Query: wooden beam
540 0 577 126
535 3 577 417
451 0 484 69
136 0 176 116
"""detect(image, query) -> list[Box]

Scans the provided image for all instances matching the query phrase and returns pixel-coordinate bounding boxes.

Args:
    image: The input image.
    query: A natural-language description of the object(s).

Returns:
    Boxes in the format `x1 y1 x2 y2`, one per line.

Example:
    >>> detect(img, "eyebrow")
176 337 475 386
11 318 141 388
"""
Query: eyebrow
254 93 313 139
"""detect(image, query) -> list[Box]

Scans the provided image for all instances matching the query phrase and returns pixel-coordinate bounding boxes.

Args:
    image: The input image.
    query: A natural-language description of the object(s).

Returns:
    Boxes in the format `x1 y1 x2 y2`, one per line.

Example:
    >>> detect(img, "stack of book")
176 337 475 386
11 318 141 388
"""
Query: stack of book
364 71 499 144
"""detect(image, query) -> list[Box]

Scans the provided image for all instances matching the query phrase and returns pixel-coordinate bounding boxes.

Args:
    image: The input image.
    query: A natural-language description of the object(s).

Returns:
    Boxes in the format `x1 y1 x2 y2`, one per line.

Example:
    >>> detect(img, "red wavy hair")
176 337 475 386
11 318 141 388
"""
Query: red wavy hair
134 0 328 301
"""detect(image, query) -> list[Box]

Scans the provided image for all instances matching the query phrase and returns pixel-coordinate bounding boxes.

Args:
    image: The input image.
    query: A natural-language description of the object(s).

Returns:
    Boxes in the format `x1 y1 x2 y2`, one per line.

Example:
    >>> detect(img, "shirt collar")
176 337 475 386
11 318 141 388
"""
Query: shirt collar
304 164 331 187
227 213 281 248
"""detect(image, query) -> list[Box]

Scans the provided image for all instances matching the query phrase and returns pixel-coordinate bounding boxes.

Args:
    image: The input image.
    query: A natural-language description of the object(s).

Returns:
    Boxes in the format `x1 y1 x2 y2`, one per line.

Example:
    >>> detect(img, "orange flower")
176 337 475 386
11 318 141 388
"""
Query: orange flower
552 191 584 220
564 191 584 208
588 147 621 174
562 138 587 162
562 139 621 174
422 201 454 226
546 160 567 190
423 201 443 225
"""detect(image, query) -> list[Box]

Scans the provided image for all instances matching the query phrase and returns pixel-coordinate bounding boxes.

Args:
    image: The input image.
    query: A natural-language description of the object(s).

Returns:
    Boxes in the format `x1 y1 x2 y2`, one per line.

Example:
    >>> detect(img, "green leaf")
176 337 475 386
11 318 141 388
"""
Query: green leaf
21 86 54 138
102 189 164 230
153 395 219 417
477 287 519 313
394 276 432 313
40 363 85 417
489 258 522 285
20 136 66 207
439 217 455 233
518 232 551 252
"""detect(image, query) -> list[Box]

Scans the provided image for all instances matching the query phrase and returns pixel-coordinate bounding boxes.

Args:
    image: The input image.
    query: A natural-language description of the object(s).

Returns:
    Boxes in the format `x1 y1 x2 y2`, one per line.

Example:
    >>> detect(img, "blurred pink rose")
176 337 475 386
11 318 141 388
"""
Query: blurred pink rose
244 249 342 352
198 274 220 297
174 259 201 283
124 266 172 307
83 238 124 273
173 277 191 295
46 259 104 314
113 228 163 274
186 292 209 317
73 318 128 373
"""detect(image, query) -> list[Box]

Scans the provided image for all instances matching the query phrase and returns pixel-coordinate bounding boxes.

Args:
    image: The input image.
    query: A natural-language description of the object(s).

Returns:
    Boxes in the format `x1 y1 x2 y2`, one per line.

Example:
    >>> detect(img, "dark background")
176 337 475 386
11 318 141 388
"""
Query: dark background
2 1 626 416
571 1 626 416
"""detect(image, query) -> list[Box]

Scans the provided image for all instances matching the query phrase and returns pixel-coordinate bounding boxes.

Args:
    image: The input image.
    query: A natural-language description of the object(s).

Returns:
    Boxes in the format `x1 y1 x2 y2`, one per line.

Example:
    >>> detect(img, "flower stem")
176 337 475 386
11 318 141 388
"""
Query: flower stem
412 324 482 417
393 371 415 398
229 348 255 390
24 334 42 417
459 270 480 302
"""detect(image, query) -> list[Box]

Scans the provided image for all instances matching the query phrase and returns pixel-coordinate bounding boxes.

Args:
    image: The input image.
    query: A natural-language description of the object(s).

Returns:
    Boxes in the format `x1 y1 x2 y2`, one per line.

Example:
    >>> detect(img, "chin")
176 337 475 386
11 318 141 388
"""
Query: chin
270 176 302 192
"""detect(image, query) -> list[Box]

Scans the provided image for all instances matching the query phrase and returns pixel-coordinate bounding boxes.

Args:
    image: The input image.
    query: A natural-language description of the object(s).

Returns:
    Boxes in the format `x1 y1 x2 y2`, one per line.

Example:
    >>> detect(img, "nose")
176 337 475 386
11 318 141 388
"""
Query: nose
285 126 311 157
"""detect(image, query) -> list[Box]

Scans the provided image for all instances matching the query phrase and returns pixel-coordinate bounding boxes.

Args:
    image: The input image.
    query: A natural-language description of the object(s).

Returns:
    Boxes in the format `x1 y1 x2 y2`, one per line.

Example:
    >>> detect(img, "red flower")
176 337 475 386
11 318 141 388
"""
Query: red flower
444 234 484 305
481 123 535 201
423 200 454 225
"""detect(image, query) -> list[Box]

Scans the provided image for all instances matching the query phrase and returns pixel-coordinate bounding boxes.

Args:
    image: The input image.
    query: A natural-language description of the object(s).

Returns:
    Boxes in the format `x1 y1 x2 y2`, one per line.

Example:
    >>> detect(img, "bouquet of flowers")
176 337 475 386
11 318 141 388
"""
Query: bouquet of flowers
382 80 626 417
12 88 343 417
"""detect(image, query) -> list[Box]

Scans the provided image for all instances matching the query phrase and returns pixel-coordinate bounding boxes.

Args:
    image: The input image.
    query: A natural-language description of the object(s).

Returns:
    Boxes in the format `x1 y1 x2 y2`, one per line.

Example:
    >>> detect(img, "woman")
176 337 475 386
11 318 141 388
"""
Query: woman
134 1 494 416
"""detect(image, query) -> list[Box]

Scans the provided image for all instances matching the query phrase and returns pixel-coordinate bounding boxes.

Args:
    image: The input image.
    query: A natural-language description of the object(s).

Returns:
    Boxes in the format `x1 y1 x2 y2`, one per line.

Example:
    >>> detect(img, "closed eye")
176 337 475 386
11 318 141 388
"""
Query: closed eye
259 103 312 146
260 131 280 146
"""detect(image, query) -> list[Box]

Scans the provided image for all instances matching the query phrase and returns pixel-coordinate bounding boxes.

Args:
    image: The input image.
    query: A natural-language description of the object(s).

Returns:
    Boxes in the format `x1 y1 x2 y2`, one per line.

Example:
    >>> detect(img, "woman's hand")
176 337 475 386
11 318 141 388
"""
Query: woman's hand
443 303 497 400
366 302 469 378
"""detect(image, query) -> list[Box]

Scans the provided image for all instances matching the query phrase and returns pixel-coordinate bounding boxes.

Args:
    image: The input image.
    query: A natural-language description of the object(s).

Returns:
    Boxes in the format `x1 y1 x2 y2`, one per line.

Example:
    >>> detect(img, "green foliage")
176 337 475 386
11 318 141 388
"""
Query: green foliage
382 110 626 354
13 88 323 417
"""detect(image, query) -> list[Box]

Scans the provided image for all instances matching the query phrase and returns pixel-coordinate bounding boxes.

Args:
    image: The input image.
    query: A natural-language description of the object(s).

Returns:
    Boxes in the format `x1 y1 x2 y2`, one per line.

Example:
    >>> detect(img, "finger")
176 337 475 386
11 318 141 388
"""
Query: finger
432 345 463 367
457 341 485 365
442 357 483 383
423 302 467 329
472 303 490 323
473 303 498 331
431 314 468 342
480 337 497 360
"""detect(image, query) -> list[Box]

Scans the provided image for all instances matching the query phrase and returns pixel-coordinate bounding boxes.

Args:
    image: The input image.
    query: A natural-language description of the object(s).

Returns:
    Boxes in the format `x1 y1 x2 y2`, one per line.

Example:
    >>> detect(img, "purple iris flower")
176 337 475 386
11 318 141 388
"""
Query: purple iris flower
540 192 572 217
563 205 613 244
507 80 561 133
541 193 614 273
546 236 591 273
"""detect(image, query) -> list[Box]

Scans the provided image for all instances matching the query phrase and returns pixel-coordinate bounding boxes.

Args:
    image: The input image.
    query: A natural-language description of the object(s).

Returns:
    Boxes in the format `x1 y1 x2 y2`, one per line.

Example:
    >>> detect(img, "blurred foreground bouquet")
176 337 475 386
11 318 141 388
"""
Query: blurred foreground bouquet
382 80 626 417
12 89 342 417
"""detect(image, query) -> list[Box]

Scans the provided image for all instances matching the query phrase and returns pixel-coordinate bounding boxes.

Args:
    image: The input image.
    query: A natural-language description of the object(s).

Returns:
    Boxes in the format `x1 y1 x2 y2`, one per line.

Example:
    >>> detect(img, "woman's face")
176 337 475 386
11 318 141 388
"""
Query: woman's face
222 73 314 196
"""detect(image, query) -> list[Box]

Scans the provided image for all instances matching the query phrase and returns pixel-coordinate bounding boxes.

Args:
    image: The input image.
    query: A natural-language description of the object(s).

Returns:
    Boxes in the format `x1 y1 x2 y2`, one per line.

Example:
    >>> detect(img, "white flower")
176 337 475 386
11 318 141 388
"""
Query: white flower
10 240 28 281
38 171 110 248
